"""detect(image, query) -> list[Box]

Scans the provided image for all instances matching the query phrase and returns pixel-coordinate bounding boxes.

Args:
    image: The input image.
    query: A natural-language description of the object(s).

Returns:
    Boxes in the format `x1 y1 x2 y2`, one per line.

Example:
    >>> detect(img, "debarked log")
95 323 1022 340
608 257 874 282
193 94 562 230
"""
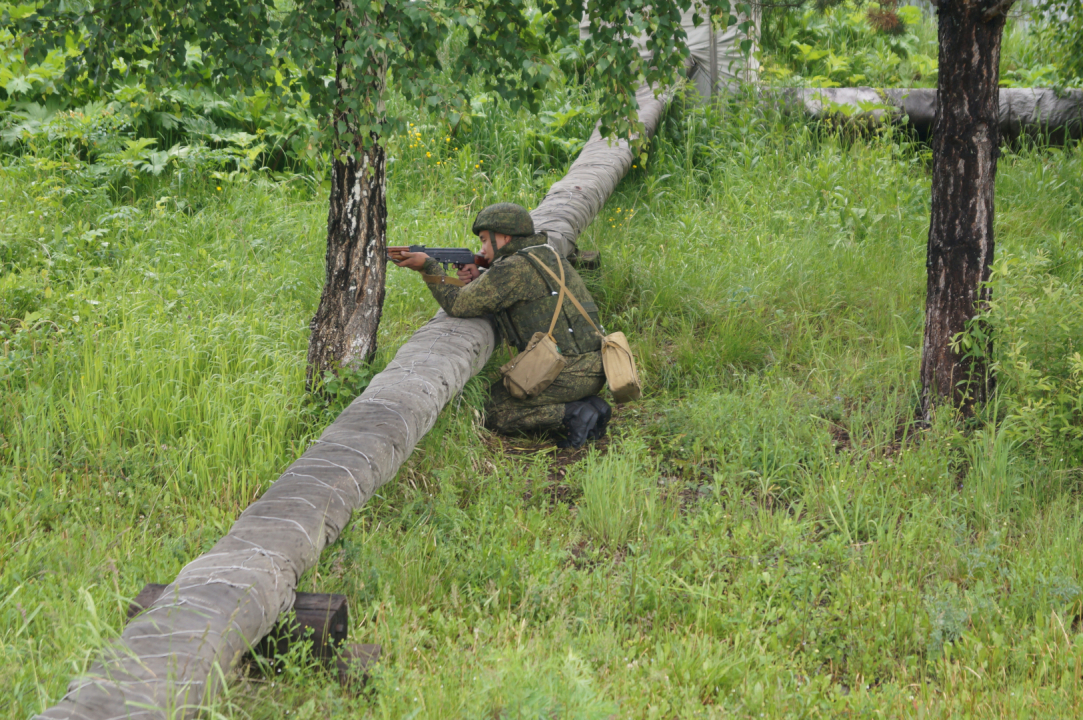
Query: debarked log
773 87 1083 142
37 82 670 720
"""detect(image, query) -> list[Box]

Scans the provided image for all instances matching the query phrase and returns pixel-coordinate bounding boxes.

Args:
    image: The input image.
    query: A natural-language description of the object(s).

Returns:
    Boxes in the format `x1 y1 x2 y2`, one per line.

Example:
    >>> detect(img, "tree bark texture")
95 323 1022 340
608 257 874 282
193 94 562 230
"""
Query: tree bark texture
920 0 1009 419
306 148 388 388
305 0 389 389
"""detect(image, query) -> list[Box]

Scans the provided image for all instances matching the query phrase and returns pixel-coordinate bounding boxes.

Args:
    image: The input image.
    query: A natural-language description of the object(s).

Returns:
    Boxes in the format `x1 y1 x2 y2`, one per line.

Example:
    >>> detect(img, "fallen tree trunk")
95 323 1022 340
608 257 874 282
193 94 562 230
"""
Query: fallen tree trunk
778 87 1083 142
37 83 669 720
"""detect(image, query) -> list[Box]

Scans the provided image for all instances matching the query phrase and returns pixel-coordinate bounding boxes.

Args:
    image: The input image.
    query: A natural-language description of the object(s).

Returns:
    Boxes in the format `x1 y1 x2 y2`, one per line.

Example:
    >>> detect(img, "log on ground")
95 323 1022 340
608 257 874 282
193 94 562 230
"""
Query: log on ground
773 87 1083 142
37 80 670 720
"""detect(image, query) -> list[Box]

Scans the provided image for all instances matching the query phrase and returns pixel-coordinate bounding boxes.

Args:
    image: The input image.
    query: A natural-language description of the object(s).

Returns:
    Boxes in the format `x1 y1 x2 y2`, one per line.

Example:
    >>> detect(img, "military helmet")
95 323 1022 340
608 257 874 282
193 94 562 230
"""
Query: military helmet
472 202 534 238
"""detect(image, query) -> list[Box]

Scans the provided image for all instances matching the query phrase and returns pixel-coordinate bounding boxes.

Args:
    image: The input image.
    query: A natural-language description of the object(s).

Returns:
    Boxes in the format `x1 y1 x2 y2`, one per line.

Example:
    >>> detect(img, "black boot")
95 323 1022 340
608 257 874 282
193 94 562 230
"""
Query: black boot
557 400 600 449
584 396 612 440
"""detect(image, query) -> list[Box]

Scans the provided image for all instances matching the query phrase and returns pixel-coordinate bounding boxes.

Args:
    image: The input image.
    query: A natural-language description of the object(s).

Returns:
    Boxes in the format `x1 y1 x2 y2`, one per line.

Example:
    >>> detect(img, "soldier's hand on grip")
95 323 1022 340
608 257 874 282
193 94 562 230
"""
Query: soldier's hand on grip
457 264 480 284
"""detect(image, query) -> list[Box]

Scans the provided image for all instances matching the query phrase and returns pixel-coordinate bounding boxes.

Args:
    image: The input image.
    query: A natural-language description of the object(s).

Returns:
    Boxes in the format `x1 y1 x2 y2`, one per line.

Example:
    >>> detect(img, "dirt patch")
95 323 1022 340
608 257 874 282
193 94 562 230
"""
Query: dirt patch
565 538 619 570
829 423 851 453
510 435 613 507
567 539 590 563
884 414 927 458
676 479 716 511
481 405 623 507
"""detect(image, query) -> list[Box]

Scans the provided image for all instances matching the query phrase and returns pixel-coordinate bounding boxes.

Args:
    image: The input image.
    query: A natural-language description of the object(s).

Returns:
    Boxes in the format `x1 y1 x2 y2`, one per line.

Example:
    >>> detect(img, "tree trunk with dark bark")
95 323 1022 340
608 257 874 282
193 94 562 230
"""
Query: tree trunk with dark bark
306 145 388 389
920 0 1011 420
306 0 389 391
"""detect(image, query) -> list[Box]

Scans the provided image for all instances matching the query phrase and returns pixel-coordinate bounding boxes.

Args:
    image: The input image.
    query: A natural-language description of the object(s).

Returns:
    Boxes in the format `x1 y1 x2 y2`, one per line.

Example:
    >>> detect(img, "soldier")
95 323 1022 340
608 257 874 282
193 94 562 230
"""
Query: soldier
392 202 611 448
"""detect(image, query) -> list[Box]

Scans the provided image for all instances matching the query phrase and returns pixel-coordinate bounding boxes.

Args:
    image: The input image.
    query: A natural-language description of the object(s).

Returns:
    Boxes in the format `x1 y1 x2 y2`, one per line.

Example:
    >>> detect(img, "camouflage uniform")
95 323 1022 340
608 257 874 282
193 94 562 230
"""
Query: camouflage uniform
424 233 605 434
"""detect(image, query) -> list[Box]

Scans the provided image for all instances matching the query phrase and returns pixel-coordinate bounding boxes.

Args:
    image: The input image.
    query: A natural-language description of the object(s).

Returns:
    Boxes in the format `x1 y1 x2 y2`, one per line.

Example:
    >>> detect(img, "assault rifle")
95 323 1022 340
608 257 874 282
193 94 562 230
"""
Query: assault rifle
387 245 491 270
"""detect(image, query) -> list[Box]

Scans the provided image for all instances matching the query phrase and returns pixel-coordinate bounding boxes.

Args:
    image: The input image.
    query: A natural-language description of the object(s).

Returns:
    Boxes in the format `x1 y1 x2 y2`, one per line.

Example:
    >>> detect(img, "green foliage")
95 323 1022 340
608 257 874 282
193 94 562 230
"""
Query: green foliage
975 251 1083 461
317 364 375 409
1000 63 1082 91
577 0 753 151
575 436 661 548
999 12 1083 91
759 1 932 87
3 0 753 162
1036 0 1083 81
759 1 1083 89
0 37 323 177
0 9 68 103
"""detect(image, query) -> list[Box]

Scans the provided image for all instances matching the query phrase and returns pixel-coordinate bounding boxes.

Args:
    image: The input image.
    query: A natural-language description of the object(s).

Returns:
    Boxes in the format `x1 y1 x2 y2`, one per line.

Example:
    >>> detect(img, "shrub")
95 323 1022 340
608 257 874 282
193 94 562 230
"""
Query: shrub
974 252 1083 461
1037 0 1083 81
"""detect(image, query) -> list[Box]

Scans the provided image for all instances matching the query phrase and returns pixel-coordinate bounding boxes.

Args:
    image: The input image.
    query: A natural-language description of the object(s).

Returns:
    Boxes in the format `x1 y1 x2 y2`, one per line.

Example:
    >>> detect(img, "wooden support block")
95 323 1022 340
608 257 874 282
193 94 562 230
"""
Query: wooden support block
257 592 349 660
336 643 382 689
127 583 169 621
571 250 601 271
126 584 347 658
126 584 377 688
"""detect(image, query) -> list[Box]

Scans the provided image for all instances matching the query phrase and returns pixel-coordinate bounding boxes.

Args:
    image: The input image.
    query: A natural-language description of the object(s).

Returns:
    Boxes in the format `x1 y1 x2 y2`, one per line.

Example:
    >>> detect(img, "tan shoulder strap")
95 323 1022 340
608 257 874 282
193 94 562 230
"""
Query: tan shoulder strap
544 248 566 341
422 273 465 287
535 247 604 339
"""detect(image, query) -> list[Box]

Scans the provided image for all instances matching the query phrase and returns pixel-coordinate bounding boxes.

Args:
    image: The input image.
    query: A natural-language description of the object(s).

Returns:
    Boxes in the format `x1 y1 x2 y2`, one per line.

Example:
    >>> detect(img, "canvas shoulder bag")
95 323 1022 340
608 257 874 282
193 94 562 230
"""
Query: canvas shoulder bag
531 249 643 403
498 250 570 400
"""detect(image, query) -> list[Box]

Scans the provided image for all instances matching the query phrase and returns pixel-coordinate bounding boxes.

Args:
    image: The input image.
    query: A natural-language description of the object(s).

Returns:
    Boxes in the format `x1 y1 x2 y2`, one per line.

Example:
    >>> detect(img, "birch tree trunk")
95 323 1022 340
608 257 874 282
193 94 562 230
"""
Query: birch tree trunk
306 1 388 389
306 147 388 388
920 0 1011 419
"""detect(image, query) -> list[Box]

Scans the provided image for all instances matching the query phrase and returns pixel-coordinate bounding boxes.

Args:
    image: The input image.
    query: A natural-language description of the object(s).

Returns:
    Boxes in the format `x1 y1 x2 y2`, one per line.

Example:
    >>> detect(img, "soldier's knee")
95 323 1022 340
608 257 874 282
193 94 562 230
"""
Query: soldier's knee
484 401 565 436
483 404 511 435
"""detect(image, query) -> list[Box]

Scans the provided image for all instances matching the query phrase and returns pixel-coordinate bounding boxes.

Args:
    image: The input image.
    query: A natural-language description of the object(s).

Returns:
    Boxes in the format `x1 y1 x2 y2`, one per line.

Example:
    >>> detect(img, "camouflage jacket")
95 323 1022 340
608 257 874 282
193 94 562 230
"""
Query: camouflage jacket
423 233 604 355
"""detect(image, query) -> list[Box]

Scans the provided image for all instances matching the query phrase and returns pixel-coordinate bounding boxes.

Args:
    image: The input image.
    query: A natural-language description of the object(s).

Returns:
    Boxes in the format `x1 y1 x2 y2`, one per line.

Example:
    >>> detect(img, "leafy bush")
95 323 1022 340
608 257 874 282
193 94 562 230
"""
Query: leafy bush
759 1 1083 89
759 2 932 87
1036 0 1083 81
1 5 603 191
977 252 1083 461
999 10 1083 91
1 18 324 178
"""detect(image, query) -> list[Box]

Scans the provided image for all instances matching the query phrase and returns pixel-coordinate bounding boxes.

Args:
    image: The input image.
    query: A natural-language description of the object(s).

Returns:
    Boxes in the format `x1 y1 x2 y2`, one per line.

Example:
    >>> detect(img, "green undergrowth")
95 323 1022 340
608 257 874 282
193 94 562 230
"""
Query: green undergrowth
3 88 1083 719
759 1 1083 90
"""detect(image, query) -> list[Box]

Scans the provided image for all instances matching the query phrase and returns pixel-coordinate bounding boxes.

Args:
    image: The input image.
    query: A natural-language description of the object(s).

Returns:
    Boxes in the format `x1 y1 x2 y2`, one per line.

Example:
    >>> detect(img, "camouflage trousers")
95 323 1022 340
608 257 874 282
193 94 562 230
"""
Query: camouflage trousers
485 351 606 435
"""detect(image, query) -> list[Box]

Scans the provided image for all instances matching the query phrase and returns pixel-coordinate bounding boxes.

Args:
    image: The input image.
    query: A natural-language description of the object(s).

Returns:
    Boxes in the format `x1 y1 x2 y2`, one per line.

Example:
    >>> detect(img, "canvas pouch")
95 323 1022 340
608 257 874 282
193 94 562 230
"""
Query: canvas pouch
599 331 642 403
530 248 643 404
499 331 567 400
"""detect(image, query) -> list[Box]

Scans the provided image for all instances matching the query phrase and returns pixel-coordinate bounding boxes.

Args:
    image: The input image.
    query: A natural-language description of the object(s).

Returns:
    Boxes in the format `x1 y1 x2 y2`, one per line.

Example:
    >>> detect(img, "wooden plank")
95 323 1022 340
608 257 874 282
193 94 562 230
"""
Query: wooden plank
336 643 382 689
257 592 349 659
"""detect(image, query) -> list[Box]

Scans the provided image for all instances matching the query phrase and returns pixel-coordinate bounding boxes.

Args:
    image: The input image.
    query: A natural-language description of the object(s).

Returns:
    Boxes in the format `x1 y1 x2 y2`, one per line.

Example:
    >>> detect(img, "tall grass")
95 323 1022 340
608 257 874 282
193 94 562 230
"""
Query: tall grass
3 75 1083 718
576 437 660 548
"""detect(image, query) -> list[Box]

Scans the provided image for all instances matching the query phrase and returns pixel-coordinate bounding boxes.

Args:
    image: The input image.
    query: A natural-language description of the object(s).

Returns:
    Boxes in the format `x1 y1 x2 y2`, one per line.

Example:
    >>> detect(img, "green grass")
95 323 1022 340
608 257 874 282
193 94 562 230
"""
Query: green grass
3 85 1083 719
577 436 662 549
